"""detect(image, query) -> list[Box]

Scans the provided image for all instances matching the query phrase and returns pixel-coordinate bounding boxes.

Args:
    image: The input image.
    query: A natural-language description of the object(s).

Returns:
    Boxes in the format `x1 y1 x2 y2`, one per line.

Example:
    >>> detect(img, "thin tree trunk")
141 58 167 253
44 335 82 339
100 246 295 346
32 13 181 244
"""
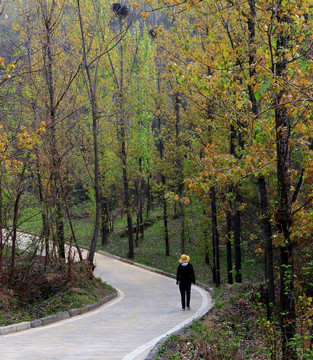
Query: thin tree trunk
122 152 134 258
233 185 242 283
226 195 233 284
10 192 22 286
276 103 295 358
76 0 101 265
9 163 26 284
146 175 152 216
180 202 185 254
135 158 143 246
174 93 185 254
35 153 50 268
42 0 65 259
58 174 83 262
138 178 144 241
247 0 275 318
56 199 65 259
211 186 220 286
230 125 242 283
114 15 134 259
163 179 170 256
101 197 109 246
157 91 169 256
257 176 275 319
25 14 50 267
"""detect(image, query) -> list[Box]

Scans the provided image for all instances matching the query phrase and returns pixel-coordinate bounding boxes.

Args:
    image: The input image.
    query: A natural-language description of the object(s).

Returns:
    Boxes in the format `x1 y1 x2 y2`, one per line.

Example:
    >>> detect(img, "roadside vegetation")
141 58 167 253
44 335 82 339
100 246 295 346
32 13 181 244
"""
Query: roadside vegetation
0 254 115 326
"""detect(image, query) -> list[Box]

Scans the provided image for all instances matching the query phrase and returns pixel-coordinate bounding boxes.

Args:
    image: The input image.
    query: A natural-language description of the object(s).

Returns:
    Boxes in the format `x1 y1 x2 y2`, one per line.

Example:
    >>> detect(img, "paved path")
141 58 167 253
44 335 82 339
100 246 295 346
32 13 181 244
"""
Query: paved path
0 252 213 360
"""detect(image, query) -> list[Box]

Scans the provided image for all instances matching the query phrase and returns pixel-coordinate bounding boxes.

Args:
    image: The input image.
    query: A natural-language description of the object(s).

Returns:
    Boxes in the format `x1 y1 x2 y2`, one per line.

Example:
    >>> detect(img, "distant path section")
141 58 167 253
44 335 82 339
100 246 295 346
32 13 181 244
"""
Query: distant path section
0 251 213 360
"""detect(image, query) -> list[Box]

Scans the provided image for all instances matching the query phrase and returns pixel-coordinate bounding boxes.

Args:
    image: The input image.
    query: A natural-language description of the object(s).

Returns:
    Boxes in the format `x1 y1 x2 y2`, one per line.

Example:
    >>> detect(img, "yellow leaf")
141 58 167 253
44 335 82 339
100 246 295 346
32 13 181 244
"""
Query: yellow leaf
7 64 15 72
141 11 149 19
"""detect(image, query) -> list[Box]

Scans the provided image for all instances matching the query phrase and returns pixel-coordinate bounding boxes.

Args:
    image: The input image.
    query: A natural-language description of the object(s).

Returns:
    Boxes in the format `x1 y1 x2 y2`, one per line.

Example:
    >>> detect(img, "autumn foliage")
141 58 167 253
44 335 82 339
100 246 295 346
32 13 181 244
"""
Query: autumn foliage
1 0 313 357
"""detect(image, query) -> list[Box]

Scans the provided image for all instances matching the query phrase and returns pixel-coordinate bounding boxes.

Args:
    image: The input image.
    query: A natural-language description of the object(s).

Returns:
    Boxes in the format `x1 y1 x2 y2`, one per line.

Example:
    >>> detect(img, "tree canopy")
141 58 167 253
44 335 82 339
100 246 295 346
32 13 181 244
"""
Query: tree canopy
1 0 313 357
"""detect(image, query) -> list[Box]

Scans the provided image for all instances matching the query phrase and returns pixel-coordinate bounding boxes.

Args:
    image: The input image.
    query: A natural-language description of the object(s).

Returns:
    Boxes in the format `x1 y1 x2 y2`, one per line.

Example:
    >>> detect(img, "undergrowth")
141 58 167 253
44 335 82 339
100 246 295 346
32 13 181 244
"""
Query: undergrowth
0 257 116 326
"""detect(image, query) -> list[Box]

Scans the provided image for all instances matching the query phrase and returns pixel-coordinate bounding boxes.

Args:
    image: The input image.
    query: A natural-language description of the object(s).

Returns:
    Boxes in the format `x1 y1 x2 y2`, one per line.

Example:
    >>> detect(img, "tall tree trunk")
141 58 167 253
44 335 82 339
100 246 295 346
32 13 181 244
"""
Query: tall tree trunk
101 197 109 246
58 174 83 262
257 176 275 319
247 0 275 318
276 100 295 358
174 93 185 254
87 98 101 264
146 175 152 216
9 192 22 286
36 153 49 268
163 177 170 256
203 208 209 265
135 157 143 246
180 201 185 254
88 101 101 264
25 14 50 267
117 16 134 259
9 163 26 285
122 148 134 259
226 192 233 284
233 185 242 283
56 199 65 259
76 0 101 265
156 81 169 256
274 3 295 357
211 186 220 286
42 1 65 259
230 125 242 283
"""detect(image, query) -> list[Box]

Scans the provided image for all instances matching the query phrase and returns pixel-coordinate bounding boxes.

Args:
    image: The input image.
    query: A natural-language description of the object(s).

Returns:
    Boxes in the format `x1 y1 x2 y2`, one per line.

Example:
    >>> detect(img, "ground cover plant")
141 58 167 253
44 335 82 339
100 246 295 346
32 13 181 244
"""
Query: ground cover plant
156 285 270 360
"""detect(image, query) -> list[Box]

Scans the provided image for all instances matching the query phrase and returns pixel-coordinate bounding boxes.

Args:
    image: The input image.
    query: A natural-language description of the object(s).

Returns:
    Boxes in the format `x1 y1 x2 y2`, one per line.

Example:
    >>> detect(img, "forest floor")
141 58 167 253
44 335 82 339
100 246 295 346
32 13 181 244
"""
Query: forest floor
0 254 116 326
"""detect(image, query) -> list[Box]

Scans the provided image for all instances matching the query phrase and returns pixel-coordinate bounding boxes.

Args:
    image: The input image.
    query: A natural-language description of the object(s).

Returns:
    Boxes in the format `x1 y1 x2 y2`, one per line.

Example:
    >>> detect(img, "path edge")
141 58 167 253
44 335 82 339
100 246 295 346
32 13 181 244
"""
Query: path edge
97 250 213 293
0 292 117 336
97 251 214 360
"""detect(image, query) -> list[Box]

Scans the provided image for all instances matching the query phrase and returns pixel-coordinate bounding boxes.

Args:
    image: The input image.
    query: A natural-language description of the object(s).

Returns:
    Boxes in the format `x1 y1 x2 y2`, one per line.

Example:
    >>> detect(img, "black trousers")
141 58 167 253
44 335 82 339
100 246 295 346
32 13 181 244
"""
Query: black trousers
179 281 191 309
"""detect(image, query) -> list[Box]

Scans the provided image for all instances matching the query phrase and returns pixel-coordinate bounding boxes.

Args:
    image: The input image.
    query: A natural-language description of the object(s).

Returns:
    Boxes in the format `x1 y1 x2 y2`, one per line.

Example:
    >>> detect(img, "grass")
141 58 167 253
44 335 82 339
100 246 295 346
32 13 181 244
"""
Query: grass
99 205 263 287
1 280 114 326
18 201 263 286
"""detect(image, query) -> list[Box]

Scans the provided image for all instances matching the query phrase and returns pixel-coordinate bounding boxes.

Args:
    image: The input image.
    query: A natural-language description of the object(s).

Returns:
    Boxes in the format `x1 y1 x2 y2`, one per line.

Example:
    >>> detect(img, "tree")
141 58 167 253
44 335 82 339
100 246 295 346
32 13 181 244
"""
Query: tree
162 0 313 356
16 0 81 260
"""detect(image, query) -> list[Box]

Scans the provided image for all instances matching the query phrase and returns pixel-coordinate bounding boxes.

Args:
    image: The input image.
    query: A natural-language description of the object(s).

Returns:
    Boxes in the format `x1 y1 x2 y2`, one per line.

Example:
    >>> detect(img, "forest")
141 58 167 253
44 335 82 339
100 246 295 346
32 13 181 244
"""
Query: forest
1 0 313 358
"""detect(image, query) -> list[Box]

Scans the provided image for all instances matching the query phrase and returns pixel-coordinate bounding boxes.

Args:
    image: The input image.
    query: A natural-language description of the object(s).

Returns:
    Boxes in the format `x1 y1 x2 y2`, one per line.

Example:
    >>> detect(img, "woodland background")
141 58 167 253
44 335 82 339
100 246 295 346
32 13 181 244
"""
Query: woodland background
1 0 313 358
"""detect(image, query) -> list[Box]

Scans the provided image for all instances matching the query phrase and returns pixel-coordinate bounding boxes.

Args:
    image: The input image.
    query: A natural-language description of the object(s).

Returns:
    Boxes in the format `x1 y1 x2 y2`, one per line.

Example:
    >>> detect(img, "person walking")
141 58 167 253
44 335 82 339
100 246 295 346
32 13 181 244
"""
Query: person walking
176 254 196 311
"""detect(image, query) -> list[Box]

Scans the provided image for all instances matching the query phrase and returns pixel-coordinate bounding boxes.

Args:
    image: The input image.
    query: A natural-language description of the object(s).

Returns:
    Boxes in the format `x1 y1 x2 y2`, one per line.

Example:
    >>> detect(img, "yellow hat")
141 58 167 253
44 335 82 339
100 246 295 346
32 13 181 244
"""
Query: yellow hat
179 254 190 263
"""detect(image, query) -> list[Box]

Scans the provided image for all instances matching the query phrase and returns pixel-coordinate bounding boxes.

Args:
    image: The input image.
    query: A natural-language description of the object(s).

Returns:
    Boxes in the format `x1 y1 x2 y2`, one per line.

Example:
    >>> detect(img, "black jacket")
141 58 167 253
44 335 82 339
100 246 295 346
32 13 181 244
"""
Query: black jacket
176 263 196 284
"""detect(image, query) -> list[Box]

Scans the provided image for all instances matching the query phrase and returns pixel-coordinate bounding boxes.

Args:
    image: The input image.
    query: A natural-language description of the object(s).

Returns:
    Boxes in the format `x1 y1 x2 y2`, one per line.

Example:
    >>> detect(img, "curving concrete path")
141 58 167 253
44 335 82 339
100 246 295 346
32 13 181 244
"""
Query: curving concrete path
0 251 213 360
